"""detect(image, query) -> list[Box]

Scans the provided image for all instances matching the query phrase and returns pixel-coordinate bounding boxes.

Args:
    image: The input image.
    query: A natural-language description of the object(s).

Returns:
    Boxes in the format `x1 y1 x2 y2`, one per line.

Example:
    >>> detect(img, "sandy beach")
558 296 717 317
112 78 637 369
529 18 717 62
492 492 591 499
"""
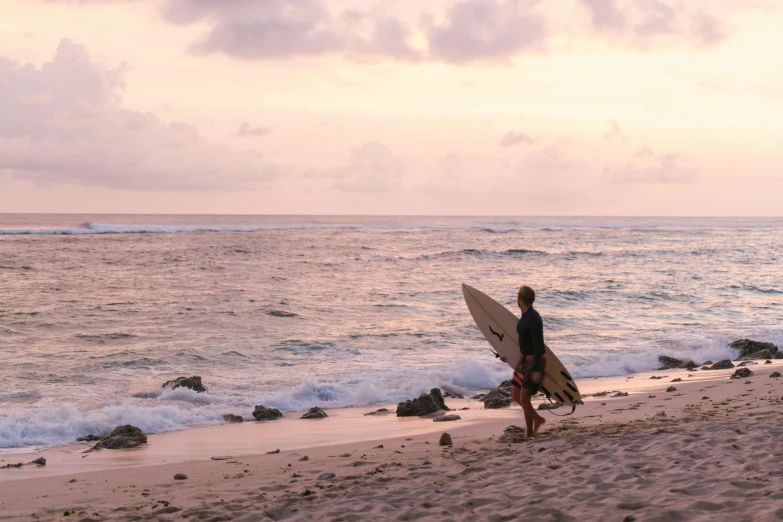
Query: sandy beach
2 361 782 521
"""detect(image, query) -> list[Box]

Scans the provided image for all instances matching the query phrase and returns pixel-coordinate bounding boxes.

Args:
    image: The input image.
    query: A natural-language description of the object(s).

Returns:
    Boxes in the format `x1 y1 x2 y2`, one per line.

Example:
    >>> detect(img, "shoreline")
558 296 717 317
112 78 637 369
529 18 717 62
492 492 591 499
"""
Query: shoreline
1 361 782 520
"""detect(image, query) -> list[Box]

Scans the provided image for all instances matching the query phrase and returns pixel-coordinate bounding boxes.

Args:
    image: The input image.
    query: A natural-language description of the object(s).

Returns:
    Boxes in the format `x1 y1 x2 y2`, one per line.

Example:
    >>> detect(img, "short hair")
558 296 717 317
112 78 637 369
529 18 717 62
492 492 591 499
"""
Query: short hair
518 285 535 307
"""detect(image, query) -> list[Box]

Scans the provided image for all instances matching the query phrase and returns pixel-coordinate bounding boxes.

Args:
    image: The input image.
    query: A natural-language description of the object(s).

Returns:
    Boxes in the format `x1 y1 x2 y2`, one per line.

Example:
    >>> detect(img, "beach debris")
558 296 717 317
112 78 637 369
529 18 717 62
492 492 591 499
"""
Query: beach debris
593 391 610 397
612 392 629 397
173 473 188 480
538 402 563 410
671 378 682 382
339 453 351 457
76 434 102 442
364 408 389 416
301 407 328 419
730 339 780 360
31 457 46 466
498 425 526 443
666 386 677 392
63 510 77 516
162 376 207 393
397 388 449 416
708 360 735 370
654 412 667 418
211 456 232 460
658 356 685 369
222 414 244 423
744 380 752 384
648 395 656 398
702 396 710 400
765 360 772 364
299 456 309 461
317 472 335 480
87 425 147 451
252 405 283 421
649 376 665 380
439 433 453 446
433 414 461 422
730 368 753 379
266 449 280 454
375 445 384 449
771 372 782 378
1 462 23 469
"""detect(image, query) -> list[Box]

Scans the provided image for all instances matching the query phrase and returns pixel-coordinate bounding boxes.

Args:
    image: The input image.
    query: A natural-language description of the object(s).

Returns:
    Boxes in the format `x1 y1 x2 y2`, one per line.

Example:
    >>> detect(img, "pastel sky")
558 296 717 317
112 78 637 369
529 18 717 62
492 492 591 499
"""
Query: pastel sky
0 0 781 215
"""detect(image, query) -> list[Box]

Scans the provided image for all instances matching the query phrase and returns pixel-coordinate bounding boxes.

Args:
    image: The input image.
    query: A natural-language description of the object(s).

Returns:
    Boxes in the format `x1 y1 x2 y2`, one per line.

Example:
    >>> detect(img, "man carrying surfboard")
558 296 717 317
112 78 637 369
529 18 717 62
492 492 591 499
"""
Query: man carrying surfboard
500 285 547 438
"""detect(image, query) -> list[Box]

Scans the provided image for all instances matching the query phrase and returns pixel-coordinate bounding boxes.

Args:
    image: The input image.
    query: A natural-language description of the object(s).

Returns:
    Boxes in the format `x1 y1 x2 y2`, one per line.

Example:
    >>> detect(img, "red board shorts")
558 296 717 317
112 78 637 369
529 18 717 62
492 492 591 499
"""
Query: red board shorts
512 354 547 394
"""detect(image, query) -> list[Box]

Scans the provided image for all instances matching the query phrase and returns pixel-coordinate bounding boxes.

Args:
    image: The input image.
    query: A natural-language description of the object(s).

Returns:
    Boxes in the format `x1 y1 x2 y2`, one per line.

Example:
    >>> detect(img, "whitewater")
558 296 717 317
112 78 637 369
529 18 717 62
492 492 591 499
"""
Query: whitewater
0 214 781 448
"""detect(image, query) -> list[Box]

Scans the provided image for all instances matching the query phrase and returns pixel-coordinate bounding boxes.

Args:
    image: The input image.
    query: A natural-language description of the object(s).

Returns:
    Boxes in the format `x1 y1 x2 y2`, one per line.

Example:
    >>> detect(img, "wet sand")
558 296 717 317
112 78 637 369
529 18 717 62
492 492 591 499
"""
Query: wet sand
1 362 782 521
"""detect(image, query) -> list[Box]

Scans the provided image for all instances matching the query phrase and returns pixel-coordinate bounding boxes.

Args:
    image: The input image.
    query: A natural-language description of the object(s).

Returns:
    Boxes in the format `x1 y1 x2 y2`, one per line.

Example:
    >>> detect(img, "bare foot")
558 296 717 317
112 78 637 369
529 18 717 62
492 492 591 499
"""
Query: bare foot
533 416 546 437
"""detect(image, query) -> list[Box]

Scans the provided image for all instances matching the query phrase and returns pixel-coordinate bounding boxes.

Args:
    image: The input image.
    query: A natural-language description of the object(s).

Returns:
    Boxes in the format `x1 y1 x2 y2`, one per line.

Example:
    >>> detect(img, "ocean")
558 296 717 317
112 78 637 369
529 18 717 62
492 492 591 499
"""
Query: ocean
1 214 781 449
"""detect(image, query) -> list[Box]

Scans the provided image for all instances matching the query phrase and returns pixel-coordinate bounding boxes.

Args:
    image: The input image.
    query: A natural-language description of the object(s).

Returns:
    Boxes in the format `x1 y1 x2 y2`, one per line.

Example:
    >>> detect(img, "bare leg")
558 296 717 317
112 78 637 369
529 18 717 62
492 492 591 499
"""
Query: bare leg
532 407 546 437
519 389 536 438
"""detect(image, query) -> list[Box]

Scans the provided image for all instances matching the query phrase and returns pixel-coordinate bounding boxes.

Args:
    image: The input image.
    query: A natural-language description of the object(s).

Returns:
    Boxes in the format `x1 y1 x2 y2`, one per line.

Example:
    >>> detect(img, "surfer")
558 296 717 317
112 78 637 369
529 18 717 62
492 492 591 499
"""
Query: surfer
500 285 547 438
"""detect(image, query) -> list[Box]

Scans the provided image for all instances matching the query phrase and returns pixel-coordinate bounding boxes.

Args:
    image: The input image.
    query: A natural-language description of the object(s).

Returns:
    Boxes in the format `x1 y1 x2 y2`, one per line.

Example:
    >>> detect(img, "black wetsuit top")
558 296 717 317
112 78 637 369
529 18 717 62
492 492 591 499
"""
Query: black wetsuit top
517 307 546 372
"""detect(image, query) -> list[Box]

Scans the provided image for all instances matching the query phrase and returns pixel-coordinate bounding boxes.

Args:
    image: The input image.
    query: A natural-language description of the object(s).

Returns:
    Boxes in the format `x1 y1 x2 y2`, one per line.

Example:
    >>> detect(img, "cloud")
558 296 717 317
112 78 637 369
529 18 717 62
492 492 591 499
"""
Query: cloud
579 0 729 48
0 40 280 191
603 120 627 142
499 131 533 147
236 123 271 137
423 0 546 64
307 142 407 193
607 151 699 184
160 0 420 61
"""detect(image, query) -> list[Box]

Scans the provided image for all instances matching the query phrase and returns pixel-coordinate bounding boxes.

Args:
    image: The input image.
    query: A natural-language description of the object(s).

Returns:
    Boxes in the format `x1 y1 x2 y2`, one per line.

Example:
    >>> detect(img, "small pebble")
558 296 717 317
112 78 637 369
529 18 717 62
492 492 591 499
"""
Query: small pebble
174 473 187 480
317 472 335 480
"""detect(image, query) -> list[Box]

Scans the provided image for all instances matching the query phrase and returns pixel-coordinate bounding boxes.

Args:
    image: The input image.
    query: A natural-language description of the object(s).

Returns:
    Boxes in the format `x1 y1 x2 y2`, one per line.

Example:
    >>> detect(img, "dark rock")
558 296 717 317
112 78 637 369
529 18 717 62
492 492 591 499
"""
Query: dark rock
162 376 206 393
222 414 243 423
301 407 327 419
252 405 283 421
677 361 697 369
729 339 779 359
76 434 102 442
68 479 76 483
396 388 449 416
31 457 46 466
765 360 772 364
433 414 461 422
771 372 782 378
317 472 335 480
702 361 713 365
739 349 777 361
671 378 682 382
1 463 23 469
730 368 753 379
266 449 280 454
658 356 685 369
210 456 231 460
439 433 452 446
364 408 390 416
593 391 609 397
538 402 562 410
481 386 513 409
612 392 629 397
666 386 677 392
173 473 187 480
299 456 309 461
131 391 160 399
90 425 147 450
702 396 710 400
442 391 464 399
709 360 735 370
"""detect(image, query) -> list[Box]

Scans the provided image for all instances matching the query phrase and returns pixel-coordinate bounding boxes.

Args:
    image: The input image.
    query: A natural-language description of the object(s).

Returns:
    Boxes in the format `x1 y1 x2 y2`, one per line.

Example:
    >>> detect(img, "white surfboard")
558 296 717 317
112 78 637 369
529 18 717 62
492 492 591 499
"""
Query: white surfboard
462 284 582 407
